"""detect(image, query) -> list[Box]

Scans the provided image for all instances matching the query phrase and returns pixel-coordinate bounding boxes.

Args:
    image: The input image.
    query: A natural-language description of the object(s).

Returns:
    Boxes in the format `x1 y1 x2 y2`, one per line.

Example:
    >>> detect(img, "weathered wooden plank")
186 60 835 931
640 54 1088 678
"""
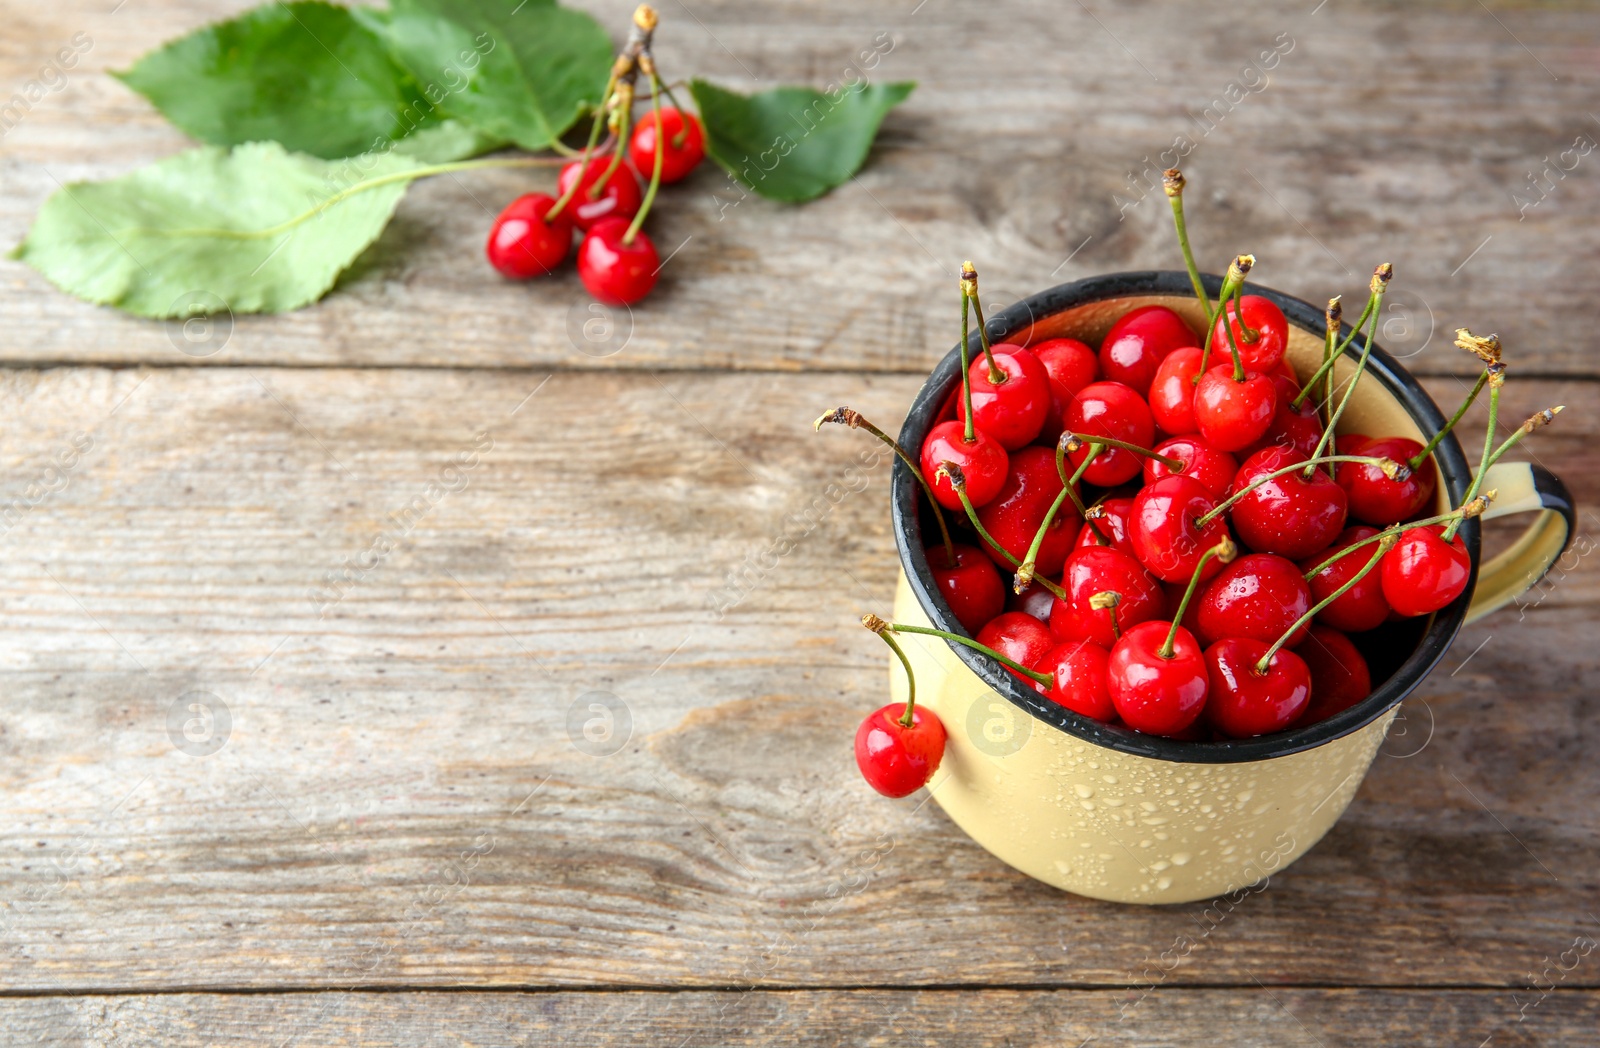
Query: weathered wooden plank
3 988 1599 1047
0 366 1593 992
0 0 1596 373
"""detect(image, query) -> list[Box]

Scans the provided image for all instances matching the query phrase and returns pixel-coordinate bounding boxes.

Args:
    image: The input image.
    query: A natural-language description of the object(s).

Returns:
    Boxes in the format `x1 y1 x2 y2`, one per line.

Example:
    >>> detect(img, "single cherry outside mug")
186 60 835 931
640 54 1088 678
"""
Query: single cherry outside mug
890 272 1574 905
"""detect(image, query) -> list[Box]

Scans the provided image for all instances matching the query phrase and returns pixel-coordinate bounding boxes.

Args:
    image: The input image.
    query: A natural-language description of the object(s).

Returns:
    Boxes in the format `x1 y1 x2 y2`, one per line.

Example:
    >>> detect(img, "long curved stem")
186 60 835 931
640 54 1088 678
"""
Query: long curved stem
1300 507 1475 580
959 290 977 444
1443 383 1500 543
1302 290 1384 479
1410 370 1489 470
624 74 668 244
874 629 919 727
1015 446 1098 592
887 623 1053 687
1163 173 1210 320
941 470 1068 601
548 93 613 219
815 407 956 567
1161 539 1233 658
1259 535 1395 672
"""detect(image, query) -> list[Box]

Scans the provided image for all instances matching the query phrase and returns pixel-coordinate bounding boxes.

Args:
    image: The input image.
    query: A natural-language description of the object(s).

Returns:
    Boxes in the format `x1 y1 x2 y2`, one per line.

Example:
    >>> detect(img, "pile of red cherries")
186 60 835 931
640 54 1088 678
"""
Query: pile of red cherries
483 9 704 306
838 171 1558 797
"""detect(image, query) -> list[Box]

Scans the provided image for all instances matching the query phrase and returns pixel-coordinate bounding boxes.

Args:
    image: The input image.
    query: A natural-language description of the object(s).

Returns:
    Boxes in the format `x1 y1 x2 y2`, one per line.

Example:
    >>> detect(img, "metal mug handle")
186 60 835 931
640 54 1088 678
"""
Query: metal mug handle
1466 461 1577 623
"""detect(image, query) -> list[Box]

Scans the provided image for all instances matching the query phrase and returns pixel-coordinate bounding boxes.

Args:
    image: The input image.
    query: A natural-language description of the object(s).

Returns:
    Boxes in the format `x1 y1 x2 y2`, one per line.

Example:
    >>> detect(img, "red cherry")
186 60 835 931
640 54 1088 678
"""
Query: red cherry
1099 305 1196 396
1064 381 1157 486
1033 338 1099 395
1380 524 1470 617
1194 366 1278 452
1244 371 1323 460
1008 581 1055 624
628 107 705 184
485 193 572 279
1229 446 1349 560
1075 497 1136 558
1194 553 1312 648
1292 626 1372 725
930 543 1006 633
1204 638 1310 738
1148 346 1204 436
977 612 1055 692
1144 435 1237 501
975 447 1080 576
920 421 1008 510
576 218 660 305
1299 526 1390 632
1048 546 1165 648
556 160 643 230
855 703 946 798
1042 640 1115 721
1210 295 1290 373
1337 436 1436 525
957 345 1052 449
1129 474 1230 584
1106 620 1209 736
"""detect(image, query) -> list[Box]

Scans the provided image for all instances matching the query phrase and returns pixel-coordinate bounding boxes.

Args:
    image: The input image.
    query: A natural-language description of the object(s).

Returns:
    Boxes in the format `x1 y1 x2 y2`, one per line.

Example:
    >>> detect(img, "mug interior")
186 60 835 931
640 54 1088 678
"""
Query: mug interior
892 271 1479 764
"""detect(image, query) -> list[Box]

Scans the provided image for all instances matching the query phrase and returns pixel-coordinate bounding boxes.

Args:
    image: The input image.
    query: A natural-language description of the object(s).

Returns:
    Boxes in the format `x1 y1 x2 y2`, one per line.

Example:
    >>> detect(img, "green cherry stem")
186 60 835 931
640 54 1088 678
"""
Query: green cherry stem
547 85 615 220
1056 439 1113 546
1409 368 1494 470
1016 444 1099 592
1162 169 1211 320
1291 296 1344 412
1231 282 1260 346
1443 380 1502 543
1195 454 1407 528
1161 537 1237 658
962 261 1004 385
815 407 956 567
1485 405 1563 471
1258 534 1398 673
623 75 668 244
1303 266 1391 479
1290 291 1383 414
880 620 1054 688
863 614 919 726
959 286 978 443
1195 254 1254 379
937 463 1068 601
1300 502 1490 580
1060 432 1183 469
1090 590 1123 641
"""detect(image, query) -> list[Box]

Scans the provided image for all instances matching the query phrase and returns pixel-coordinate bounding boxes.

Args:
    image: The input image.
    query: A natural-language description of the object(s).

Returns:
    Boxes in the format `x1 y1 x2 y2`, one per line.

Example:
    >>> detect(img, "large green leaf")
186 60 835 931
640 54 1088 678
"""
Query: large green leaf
689 79 915 203
378 0 613 152
12 142 422 317
114 1 468 161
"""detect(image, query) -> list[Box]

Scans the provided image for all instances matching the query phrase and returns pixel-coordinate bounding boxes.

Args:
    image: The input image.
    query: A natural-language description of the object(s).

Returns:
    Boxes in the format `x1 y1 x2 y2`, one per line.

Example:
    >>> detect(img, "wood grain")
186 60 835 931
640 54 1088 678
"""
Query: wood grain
0 366 1593 993
0 0 1597 373
4 988 1600 1047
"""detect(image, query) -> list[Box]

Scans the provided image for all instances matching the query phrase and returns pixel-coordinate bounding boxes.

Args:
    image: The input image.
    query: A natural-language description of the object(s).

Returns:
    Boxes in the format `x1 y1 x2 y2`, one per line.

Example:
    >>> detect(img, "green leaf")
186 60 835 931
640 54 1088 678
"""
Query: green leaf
114 1 458 161
390 119 507 163
378 0 613 152
689 79 915 203
12 142 422 317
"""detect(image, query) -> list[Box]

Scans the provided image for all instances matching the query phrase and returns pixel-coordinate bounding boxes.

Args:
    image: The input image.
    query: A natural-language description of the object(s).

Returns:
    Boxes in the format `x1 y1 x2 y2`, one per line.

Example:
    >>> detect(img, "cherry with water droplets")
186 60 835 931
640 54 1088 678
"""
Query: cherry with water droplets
1032 338 1099 443
1210 294 1290 373
1129 474 1230 584
1148 346 1204 436
1099 305 1196 397
576 217 660 305
1064 381 1157 486
1299 525 1391 632
1380 524 1470 617
628 107 705 184
1292 626 1372 725
1075 497 1136 557
920 421 1008 510
930 543 1006 634
976 447 1080 575
1008 581 1056 623
555 159 643 230
1337 435 1437 525
977 611 1055 692
1228 445 1349 560
1144 435 1237 501
1042 640 1115 721
1244 371 1324 460
485 193 573 279
1194 365 1278 452
1106 620 1209 736
1048 546 1165 648
957 345 1052 450
855 703 946 798
1194 552 1312 647
1204 638 1310 738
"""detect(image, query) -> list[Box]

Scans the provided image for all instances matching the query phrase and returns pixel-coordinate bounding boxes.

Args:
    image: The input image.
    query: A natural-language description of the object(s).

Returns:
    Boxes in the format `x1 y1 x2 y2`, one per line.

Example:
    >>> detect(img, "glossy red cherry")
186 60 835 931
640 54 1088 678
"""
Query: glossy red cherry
485 193 572 279
1008 581 1055 623
1229 446 1349 560
930 543 1006 633
1075 497 1136 558
1210 295 1290 373
1048 546 1165 648
556 160 643 230
1144 436 1237 501
976 447 1080 576
1292 626 1372 725
920 421 1008 510
1043 640 1114 721
1299 526 1390 632
855 703 946 798
1244 371 1323 460
1064 381 1157 486
1033 338 1099 395
1193 366 1278 452
977 612 1055 692
628 107 706 184
1194 553 1311 648
1106 620 1209 736
1148 346 1204 436
957 345 1052 450
1204 638 1310 738
1099 305 1196 396
1129 474 1230 584
1380 524 1470 617
1337 436 1436 525
576 218 660 305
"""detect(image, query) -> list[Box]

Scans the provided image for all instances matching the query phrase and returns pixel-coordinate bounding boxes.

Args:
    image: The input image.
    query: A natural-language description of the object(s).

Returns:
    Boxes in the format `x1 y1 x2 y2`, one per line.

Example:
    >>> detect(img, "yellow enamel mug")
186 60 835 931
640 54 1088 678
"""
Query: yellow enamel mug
890 272 1574 905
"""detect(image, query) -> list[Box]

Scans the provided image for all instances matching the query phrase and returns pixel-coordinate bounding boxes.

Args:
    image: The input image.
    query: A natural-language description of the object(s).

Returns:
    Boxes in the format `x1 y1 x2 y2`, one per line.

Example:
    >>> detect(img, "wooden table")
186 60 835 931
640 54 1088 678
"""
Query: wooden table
2 0 1597 1043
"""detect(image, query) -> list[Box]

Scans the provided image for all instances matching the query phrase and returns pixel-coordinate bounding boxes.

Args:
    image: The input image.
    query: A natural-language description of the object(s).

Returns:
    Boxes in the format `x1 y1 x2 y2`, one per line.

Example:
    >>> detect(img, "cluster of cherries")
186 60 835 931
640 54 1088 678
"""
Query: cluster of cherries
832 171 1561 798
484 6 705 306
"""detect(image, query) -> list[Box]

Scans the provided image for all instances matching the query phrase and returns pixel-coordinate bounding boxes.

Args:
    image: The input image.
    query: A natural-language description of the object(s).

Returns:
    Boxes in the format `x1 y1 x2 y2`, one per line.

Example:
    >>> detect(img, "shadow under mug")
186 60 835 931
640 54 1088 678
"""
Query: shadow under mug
890 271 1574 905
